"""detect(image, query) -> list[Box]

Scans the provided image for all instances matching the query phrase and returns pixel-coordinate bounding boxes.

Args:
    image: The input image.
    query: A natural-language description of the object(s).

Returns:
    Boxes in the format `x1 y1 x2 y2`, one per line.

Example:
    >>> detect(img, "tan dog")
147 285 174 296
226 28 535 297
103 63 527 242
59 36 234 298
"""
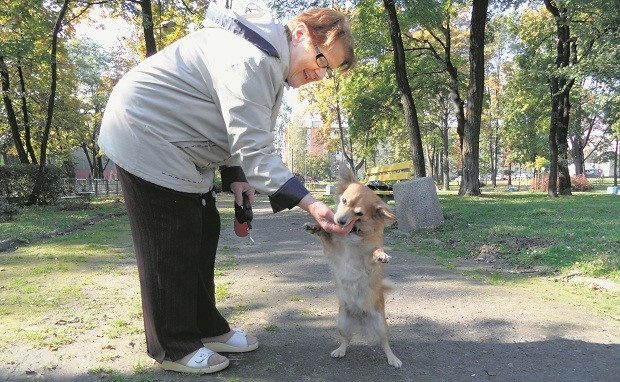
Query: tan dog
304 163 401 368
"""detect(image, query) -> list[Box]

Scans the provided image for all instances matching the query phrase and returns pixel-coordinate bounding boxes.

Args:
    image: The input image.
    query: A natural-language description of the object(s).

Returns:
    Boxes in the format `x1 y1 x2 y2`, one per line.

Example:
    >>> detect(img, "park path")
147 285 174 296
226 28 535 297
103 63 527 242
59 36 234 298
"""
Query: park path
208 197 620 382
1 195 618 381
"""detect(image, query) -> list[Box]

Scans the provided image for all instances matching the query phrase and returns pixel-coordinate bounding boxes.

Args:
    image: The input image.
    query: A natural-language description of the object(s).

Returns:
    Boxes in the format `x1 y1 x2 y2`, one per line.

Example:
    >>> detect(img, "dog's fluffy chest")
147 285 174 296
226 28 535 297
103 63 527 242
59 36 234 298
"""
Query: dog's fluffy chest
326 238 379 310
332 244 368 281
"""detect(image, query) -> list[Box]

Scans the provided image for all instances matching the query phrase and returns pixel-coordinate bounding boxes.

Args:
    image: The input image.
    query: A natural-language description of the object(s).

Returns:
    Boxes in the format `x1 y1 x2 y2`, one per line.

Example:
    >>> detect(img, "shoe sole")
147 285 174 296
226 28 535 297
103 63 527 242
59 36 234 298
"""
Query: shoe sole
202 341 259 353
160 358 230 374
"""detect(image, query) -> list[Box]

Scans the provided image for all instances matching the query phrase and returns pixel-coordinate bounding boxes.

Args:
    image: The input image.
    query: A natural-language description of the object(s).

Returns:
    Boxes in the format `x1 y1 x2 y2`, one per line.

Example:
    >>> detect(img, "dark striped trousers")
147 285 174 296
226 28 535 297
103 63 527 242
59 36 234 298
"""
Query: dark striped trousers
117 166 230 362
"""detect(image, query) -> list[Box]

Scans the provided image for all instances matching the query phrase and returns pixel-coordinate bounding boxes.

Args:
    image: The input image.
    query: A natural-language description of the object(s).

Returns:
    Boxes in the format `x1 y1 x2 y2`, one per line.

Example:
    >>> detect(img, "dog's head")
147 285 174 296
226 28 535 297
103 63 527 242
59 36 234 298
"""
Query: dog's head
333 163 397 232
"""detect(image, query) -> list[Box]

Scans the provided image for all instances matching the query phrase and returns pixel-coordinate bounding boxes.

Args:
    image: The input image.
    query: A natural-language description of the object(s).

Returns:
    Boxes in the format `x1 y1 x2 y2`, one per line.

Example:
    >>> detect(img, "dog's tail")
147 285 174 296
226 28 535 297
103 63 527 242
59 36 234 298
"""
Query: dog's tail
382 279 396 293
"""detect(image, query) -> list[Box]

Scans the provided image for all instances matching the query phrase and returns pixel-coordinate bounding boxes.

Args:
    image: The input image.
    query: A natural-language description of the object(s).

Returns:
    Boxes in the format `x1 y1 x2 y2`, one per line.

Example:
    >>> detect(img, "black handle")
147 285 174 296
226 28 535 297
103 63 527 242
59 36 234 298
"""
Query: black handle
234 193 253 229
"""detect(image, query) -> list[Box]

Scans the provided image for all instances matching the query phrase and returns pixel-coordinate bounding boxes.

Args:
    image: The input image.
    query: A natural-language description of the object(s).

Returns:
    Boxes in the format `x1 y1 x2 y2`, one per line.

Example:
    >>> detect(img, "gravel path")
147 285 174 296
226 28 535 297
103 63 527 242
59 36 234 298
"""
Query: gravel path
211 200 619 382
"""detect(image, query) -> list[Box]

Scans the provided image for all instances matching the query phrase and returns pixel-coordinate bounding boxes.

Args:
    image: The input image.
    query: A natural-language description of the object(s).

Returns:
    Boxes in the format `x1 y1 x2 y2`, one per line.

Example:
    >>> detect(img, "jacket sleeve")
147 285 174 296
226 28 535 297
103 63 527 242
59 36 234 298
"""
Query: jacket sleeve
219 166 247 192
268 176 308 213
209 48 309 212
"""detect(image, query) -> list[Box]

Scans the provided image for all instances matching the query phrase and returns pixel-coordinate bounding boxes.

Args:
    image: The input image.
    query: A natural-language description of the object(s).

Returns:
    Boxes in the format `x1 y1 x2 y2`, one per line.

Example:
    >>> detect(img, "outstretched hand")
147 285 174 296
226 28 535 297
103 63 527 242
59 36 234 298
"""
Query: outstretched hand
298 194 354 235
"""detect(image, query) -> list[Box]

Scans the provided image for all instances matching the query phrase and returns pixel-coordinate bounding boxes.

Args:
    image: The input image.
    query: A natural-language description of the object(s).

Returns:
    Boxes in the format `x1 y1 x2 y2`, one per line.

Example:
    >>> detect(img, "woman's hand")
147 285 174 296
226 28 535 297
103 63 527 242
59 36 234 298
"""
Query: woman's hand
230 182 255 206
298 194 354 235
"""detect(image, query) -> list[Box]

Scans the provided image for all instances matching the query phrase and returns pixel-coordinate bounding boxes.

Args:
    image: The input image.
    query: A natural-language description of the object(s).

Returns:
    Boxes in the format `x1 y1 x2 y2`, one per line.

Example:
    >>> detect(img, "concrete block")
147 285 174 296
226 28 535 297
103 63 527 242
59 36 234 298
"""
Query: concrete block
393 177 444 232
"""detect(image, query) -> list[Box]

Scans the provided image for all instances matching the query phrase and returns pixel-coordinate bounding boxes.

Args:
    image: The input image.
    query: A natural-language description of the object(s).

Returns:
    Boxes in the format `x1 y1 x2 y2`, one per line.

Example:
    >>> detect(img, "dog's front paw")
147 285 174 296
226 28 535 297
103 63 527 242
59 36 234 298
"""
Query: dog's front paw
373 249 391 263
387 354 402 368
303 222 321 235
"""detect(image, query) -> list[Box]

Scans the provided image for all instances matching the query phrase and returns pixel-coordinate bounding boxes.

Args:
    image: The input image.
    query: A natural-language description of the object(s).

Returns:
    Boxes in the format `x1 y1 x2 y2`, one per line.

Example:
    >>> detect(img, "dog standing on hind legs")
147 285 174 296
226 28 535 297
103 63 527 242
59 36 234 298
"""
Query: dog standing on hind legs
304 163 402 368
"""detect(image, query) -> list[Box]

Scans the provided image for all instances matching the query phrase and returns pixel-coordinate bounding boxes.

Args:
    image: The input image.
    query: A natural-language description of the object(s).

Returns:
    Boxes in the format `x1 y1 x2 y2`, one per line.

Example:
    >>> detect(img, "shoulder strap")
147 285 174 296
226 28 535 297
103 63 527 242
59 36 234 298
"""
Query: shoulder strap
206 6 280 59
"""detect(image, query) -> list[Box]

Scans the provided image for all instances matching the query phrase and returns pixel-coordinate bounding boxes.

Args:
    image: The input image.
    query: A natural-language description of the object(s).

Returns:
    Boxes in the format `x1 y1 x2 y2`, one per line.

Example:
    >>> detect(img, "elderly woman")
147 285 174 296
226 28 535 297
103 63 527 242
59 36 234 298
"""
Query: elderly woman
98 3 356 375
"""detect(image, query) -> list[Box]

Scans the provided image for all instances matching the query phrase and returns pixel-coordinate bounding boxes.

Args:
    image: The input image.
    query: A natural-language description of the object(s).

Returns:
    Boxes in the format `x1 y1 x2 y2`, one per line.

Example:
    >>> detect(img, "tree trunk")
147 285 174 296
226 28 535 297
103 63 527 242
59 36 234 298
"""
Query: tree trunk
570 135 584 175
426 142 437 181
441 102 451 191
140 0 158 57
571 102 584 175
27 0 69 205
81 142 95 178
614 138 618 187
332 80 358 171
492 124 500 188
492 88 500 188
441 134 449 190
557 89 572 195
459 0 488 196
96 155 107 179
383 0 426 178
548 112 559 196
17 63 38 164
435 151 440 183
488 110 494 186
544 0 575 197
0 56 30 164
441 22 466 150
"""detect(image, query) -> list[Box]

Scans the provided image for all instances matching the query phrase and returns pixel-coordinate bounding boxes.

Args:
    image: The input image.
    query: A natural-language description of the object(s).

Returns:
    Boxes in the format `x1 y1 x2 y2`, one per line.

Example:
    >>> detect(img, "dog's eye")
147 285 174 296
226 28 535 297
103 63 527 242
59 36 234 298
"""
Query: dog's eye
341 198 347 205
355 211 364 217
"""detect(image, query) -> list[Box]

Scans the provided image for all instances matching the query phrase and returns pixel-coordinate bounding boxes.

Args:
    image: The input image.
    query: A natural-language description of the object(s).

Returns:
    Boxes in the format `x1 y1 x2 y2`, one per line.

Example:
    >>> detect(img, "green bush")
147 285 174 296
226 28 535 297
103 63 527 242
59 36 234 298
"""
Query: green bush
0 198 20 221
0 164 65 205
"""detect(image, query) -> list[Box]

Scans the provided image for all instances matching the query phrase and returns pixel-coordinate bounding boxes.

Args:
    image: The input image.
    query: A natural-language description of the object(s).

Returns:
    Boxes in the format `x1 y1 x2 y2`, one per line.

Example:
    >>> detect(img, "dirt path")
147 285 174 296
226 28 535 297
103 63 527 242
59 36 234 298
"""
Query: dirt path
2 196 619 381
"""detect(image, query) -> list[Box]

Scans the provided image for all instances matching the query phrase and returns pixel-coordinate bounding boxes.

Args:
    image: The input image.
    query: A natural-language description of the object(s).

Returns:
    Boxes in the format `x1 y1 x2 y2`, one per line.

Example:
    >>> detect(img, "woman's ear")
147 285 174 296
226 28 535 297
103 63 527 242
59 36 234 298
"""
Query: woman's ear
290 22 308 46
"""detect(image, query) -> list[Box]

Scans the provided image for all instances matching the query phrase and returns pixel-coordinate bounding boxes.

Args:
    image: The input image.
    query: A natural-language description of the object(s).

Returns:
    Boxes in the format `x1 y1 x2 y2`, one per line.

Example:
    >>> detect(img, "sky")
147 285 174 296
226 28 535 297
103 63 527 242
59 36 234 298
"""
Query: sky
74 8 132 50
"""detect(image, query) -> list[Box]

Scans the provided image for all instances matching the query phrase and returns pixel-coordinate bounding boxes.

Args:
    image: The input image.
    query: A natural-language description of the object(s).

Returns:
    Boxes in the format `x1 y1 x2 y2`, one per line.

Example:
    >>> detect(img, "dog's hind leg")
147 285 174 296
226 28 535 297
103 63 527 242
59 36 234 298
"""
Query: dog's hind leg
331 335 351 358
331 308 352 358
380 338 402 368
332 333 351 358
371 311 402 368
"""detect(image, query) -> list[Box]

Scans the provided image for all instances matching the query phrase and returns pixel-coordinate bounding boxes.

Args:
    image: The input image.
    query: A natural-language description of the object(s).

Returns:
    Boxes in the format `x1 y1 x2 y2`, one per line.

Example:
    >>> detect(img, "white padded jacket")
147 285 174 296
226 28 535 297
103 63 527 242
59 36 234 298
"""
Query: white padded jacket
98 5 308 212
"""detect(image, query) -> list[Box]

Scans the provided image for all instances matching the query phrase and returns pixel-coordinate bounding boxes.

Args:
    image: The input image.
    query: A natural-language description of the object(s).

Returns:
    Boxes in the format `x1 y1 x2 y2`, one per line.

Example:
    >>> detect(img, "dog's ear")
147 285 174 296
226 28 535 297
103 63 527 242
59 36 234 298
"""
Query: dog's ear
336 162 356 196
338 162 356 184
374 203 397 223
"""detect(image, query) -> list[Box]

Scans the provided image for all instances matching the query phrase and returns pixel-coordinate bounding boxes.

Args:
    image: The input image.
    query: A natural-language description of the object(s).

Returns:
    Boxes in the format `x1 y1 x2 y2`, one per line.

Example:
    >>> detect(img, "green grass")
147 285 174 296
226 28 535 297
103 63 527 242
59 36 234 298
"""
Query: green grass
0 197 127 242
391 191 619 280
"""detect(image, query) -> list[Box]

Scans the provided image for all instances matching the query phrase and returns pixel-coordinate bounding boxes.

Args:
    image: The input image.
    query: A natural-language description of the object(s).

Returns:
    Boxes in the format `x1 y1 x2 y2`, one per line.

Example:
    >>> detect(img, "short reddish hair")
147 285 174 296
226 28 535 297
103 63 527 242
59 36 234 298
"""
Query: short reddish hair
288 9 356 73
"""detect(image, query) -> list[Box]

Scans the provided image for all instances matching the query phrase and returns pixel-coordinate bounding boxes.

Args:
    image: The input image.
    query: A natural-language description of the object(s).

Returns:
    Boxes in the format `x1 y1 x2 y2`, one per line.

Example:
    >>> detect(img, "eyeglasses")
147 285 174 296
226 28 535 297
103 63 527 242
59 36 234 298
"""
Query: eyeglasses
314 45 336 79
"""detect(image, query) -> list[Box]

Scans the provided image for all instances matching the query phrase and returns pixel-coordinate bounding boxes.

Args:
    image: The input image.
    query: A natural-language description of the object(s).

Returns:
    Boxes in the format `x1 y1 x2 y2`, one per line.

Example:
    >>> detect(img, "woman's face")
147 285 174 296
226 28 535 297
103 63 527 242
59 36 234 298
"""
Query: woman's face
287 23 345 89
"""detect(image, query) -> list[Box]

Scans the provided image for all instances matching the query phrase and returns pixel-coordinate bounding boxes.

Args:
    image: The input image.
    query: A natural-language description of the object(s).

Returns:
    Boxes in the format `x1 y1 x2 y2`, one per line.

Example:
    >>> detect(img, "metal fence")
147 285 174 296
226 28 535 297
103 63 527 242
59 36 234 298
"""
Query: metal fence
62 178 122 198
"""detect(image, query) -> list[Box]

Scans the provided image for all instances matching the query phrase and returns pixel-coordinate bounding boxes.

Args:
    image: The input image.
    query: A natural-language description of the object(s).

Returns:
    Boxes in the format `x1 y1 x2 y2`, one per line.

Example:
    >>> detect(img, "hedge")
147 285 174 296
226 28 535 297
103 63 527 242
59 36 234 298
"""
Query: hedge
0 164 65 205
